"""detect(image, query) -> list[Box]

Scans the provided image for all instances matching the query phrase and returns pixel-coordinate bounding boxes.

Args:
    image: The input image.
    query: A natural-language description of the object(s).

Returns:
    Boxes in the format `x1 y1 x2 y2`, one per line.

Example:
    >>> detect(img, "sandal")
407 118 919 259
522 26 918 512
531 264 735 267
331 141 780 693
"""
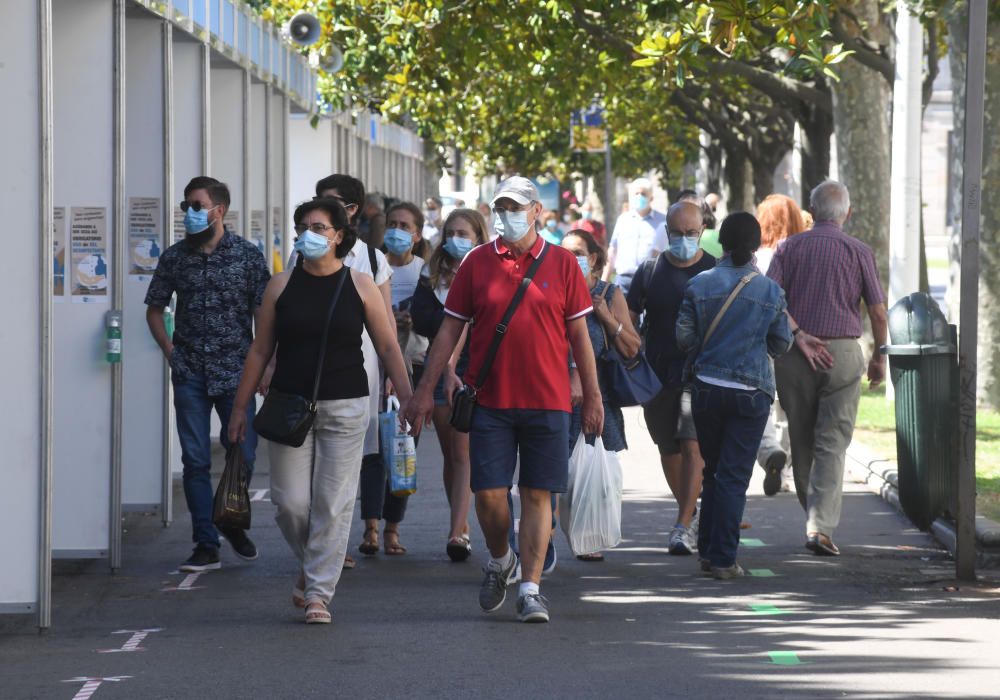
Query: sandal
358 526 379 556
446 535 472 562
576 552 605 562
806 532 840 556
304 599 331 625
383 527 407 556
343 554 356 570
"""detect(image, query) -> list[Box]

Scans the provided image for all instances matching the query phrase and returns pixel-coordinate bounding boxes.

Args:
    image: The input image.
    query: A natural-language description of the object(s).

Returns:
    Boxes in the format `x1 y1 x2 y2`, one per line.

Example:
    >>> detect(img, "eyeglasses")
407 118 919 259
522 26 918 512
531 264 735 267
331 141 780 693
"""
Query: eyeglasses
294 223 336 235
493 205 527 215
180 201 217 213
667 229 701 240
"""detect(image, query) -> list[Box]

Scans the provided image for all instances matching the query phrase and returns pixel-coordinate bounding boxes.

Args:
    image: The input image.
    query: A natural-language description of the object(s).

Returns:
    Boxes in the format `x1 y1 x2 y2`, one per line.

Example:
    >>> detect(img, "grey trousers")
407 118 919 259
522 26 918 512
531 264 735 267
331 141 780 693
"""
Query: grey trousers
774 339 865 536
269 397 369 605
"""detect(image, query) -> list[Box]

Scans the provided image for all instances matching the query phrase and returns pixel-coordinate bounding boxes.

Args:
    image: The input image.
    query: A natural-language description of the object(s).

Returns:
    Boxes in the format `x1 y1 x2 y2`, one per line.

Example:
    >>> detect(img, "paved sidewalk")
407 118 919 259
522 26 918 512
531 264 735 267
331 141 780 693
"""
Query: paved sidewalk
3 408 1000 699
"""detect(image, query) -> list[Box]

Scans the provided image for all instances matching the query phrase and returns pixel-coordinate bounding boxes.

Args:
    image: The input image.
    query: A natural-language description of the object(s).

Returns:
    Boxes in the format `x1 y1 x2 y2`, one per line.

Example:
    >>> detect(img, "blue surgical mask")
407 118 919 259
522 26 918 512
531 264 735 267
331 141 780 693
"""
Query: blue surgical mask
384 227 414 256
631 194 649 212
443 236 474 260
669 236 700 261
582 210 593 220
576 255 590 277
294 231 331 260
545 220 558 231
183 205 216 234
494 210 531 243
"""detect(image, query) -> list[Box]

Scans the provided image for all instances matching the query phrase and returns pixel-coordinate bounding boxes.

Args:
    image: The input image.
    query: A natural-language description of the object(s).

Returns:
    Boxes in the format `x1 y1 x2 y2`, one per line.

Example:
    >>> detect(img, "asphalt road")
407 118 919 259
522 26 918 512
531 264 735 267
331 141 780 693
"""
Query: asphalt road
3 407 999 699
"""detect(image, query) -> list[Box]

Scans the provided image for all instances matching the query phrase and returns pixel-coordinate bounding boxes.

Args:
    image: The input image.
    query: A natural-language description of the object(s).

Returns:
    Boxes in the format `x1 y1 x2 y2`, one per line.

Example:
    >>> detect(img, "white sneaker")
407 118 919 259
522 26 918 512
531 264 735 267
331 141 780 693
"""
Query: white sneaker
668 525 694 555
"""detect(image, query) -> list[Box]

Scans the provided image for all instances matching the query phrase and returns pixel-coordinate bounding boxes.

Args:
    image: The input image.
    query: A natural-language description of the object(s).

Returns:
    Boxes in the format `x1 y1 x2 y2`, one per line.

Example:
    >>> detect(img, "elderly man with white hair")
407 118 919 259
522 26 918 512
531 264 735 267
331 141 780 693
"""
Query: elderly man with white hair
603 177 667 294
767 180 888 557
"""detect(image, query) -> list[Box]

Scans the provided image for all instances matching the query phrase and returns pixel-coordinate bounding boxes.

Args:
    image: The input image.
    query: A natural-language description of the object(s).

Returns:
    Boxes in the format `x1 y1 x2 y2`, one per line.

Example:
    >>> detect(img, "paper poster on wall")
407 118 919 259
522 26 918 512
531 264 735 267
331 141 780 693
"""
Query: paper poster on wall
223 209 240 236
70 207 109 303
250 209 266 255
53 207 66 300
128 197 162 279
272 206 284 273
173 207 186 245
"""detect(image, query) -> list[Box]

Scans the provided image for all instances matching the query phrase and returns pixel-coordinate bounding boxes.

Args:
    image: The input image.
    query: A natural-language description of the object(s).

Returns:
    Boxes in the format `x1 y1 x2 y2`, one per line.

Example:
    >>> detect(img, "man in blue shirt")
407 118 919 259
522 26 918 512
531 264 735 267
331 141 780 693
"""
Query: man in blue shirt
145 177 270 572
603 177 667 294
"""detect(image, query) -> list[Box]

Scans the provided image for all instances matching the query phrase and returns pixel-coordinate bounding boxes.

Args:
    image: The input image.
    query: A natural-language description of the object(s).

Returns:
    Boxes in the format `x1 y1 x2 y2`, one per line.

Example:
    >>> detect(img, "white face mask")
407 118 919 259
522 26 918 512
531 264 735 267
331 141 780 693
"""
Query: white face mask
493 210 532 243
424 209 441 224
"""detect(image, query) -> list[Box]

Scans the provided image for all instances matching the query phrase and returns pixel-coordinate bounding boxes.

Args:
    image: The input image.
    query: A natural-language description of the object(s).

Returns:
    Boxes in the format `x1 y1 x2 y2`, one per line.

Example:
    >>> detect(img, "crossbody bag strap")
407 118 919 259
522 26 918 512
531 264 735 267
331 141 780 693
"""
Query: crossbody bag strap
310 268 350 406
701 271 758 349
472 242 550 390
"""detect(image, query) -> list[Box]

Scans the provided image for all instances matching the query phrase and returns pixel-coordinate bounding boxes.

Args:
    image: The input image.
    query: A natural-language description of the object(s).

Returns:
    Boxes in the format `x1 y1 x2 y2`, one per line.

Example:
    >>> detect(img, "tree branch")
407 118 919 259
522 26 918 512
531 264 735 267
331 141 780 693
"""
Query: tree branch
569 6 637 61
703 59 833 113
830 11 895 84
922 19 940 112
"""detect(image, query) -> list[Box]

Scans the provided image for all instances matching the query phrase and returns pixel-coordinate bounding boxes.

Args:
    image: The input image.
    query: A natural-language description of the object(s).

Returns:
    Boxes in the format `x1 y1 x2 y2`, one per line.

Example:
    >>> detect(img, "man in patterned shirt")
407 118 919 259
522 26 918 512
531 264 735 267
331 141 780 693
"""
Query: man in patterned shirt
145 177 270 572
767 180 887 557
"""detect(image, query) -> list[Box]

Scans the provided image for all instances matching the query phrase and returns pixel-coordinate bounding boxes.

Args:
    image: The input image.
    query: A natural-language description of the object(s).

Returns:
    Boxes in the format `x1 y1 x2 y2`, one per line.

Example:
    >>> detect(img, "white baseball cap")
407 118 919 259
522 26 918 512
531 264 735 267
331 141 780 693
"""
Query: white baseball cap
490 176 539 207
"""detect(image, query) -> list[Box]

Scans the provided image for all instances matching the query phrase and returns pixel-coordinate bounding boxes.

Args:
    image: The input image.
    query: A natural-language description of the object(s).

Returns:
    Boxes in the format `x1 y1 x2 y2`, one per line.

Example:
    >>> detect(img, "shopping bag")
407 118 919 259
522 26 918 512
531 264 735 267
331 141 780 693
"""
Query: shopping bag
380 396 417 497
558 434 589 543
213 444 251 530
561 435 623 556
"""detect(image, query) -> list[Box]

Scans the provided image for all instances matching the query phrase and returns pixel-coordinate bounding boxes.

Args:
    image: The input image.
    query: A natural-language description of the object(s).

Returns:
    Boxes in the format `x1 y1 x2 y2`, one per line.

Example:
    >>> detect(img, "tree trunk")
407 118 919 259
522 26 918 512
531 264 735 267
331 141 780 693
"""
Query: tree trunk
947 2 1000 406
704 139 722 194
830 0 893 290
797 101 834 204
723 146 753 213
751 156 775 204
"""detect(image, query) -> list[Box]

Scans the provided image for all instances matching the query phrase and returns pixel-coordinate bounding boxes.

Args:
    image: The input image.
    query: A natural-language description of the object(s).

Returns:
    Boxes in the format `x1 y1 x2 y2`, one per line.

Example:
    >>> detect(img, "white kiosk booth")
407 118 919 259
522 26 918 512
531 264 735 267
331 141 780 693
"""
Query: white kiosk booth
2 0 428 630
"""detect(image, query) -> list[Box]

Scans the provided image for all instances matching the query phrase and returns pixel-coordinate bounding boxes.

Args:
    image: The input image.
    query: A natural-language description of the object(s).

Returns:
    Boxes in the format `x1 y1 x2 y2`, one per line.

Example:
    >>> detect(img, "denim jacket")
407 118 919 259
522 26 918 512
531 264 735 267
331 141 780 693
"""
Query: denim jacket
675 256 793 398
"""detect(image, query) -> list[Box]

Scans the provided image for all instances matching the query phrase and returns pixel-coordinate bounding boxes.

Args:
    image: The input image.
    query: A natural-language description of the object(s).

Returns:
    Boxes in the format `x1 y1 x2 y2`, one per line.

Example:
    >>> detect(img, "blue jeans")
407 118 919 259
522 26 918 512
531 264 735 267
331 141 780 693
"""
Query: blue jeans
691 380 771 568
173 372 257 549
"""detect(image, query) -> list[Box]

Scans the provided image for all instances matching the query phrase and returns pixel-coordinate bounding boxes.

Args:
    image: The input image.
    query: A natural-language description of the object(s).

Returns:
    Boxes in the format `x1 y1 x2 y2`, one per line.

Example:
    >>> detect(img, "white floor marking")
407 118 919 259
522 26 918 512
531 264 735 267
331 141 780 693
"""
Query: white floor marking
250 489 269 502
97 628 163 653
62 676 131 700
161 570 207 591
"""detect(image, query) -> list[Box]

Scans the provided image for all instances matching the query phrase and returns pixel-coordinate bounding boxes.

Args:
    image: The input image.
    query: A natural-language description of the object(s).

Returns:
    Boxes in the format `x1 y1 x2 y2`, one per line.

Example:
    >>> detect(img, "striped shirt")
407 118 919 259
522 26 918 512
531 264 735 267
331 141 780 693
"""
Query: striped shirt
767 222 885 338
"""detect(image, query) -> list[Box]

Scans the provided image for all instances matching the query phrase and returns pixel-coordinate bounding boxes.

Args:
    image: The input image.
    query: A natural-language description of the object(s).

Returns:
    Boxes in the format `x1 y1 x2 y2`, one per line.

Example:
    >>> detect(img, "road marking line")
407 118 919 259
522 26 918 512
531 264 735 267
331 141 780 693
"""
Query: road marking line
750 604 789 615
62 677 131 699
740 538 766 547
162 571 208 591
98 628 163 653
250 489 269 502
749 569 777 577
767 651 804 665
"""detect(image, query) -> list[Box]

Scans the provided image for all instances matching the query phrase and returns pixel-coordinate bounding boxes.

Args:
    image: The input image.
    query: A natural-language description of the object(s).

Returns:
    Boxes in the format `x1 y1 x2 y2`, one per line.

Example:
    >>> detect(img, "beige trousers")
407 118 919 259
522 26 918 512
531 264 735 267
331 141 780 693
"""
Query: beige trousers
269 397 369 605
775 339 865 536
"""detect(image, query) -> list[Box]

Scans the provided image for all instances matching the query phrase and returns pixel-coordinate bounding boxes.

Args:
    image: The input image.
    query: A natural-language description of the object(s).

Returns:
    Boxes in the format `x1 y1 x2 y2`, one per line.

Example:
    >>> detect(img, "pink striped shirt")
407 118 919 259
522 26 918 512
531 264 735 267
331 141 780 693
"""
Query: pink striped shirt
767 222 885 338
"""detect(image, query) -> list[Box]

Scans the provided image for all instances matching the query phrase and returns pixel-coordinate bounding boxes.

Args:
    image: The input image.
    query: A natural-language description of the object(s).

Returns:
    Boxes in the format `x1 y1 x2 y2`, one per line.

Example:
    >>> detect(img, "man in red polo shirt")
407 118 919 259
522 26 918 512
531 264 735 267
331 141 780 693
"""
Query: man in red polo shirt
406 177 603 623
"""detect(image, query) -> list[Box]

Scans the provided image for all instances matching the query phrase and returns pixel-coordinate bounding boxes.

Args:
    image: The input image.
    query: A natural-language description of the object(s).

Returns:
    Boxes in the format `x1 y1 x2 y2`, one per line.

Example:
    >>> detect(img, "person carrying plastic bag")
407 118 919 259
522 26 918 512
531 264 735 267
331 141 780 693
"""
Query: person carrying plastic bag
559 435 623 556
380 395 417 497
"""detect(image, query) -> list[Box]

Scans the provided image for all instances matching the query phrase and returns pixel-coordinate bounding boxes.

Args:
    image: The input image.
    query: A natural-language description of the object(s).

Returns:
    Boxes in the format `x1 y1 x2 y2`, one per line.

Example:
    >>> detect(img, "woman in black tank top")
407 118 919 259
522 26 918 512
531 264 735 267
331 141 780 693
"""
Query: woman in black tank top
228 198 411 625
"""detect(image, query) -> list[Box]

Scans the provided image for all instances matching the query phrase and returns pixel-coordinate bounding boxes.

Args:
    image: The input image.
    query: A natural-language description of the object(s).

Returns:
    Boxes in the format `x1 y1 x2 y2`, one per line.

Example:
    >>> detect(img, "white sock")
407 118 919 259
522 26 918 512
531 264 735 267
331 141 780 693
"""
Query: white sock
490 547 514 570
519 582 539 598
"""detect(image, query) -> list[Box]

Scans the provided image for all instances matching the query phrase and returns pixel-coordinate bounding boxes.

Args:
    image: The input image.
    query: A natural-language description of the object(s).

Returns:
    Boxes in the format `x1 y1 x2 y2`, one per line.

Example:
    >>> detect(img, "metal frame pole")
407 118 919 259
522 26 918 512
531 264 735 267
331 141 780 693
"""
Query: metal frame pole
242 69 251 239
161 18 175 527
264 82 274 272
109 0 126 574
956 0 988 581
604 129 613 228
38 0 54 631
201 41 211 173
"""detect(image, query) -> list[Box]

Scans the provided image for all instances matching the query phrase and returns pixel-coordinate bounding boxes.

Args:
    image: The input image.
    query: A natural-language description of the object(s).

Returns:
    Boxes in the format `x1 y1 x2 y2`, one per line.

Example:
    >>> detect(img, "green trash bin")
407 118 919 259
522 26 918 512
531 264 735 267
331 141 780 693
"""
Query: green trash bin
880 293 958 530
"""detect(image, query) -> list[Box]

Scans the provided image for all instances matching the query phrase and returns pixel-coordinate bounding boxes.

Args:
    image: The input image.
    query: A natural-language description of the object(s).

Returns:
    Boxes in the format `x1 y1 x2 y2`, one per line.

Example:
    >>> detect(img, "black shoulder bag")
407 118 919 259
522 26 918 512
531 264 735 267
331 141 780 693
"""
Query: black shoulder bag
253 268 349 447
449 243 550 432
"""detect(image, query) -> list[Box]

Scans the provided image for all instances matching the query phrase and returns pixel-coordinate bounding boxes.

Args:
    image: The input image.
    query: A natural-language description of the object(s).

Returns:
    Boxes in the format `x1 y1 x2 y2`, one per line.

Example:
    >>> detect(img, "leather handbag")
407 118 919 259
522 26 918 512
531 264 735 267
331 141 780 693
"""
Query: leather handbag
596 283 662 407
253 268 349 447
449 243 550 432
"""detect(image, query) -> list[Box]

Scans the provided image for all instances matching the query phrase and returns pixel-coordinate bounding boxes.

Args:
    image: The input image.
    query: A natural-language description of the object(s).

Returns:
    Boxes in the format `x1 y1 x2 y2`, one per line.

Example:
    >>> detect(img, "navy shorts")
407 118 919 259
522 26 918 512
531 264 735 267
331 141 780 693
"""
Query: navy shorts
469 406 570 493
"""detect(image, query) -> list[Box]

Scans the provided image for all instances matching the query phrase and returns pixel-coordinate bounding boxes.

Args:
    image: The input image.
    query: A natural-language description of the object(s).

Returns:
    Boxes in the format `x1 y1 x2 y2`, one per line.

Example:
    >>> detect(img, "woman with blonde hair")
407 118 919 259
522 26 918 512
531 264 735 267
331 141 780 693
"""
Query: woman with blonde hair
754 194 806 274
410 208 490 561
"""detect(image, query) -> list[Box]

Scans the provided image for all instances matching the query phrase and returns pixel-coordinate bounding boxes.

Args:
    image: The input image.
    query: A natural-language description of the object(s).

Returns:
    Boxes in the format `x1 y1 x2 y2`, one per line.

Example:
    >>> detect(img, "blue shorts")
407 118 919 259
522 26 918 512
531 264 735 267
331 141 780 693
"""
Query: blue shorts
433 356 469 406
469 406 570 493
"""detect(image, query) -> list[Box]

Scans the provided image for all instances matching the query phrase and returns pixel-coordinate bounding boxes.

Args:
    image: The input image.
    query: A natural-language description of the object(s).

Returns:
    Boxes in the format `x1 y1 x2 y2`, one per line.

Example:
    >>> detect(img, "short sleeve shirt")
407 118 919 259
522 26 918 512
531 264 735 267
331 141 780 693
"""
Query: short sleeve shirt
767 222 886 337
610 209 668 277
628 252 716 387
444 236 592 411
144 231 270 395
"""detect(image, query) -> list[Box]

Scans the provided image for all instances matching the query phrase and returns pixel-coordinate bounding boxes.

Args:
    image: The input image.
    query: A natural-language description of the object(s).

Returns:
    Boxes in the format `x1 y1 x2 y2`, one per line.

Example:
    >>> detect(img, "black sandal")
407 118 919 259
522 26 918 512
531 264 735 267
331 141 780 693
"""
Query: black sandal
446 535 472 562
358 526 379 556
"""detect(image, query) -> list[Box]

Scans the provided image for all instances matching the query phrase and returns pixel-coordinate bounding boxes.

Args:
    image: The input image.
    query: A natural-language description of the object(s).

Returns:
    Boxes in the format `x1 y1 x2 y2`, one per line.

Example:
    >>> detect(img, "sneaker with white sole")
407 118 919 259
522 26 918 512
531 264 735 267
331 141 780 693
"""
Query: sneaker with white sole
762 450 786 497
517 593 551 623
219 526 259 561
711 562 746 580
479 554 519 612
668 525 694 555
179 544 220 572
542 539 557 576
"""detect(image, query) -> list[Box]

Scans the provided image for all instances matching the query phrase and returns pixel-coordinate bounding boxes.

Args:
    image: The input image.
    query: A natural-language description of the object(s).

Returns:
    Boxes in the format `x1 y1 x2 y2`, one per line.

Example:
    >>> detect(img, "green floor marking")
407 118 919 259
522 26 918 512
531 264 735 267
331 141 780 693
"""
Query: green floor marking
749 568 777 577
740 538 766 547
767 651 803 665
750 604 789 615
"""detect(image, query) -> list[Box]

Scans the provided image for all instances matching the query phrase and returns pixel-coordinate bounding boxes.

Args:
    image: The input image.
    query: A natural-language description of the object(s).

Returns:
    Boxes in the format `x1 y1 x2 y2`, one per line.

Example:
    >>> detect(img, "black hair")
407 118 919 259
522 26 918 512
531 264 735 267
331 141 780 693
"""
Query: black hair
564 228 607 276
701 201 717 230
675 188 699 203
314 174 365 224
718 212 761 266
293 197 357 258
184 176 230 209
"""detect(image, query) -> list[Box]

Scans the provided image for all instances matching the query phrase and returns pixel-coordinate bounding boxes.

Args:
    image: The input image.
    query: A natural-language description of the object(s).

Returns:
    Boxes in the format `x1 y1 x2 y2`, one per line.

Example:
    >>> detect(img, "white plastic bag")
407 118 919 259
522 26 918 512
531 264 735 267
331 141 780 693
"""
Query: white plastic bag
560 435 623 555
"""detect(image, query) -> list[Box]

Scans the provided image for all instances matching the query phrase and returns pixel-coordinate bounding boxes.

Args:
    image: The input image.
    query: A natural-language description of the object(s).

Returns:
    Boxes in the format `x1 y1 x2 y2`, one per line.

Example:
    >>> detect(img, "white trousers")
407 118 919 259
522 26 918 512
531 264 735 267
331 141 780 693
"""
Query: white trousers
269 397 369 605
361 329 380 456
